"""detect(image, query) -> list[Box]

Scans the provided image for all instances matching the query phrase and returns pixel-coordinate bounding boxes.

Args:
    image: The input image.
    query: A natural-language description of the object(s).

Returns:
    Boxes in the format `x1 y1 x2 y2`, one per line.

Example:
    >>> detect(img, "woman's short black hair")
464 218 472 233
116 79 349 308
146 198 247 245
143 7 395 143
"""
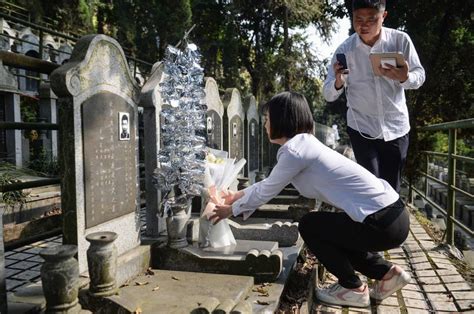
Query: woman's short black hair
261 91 314 140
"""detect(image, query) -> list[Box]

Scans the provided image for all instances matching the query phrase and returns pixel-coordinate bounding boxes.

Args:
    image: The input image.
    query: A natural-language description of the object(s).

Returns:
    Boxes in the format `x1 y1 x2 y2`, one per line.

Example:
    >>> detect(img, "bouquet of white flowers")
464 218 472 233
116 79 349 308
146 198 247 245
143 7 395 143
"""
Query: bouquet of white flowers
199 148 246 248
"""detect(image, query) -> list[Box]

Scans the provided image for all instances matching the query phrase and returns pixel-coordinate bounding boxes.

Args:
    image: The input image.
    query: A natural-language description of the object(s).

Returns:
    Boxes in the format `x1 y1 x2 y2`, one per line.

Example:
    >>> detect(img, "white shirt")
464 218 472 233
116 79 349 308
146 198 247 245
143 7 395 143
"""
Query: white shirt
232 133 399 222
323 27 425 141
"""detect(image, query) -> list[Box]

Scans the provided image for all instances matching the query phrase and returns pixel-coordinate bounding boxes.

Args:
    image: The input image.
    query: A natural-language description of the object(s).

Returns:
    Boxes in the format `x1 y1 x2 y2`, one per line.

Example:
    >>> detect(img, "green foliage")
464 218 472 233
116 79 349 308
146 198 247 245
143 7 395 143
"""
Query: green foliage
0 162 30 212
27 148 60 177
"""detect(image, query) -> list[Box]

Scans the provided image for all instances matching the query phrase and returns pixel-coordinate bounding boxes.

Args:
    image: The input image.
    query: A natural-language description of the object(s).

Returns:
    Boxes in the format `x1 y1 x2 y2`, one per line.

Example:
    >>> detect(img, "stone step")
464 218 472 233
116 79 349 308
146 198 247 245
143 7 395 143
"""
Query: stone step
279 188 299 196
102 270 254 313
267 195 301 205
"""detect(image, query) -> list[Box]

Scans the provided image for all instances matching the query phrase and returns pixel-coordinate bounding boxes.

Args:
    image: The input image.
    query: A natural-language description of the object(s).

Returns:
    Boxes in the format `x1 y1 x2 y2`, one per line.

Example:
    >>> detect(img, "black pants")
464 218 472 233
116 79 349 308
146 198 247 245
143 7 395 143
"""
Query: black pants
347 127 409 193
298 199 409 289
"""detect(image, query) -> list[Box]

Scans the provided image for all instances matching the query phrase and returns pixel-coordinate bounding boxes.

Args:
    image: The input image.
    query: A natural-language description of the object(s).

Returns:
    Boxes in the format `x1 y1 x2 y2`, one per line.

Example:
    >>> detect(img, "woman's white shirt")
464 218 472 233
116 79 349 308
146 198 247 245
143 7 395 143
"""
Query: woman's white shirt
232 133 399 222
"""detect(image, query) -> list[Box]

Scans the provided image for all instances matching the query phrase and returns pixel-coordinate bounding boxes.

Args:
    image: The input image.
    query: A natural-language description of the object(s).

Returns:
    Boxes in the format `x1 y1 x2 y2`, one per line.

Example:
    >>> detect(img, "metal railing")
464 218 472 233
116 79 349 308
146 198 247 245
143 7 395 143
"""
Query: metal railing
0 9 153 79
408 118 474 245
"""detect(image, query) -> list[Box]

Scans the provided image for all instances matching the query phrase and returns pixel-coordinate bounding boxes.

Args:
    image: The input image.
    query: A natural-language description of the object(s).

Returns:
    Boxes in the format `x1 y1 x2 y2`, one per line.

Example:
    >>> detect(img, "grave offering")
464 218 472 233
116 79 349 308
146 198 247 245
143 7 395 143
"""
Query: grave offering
199 149 246 248
152 43 207 249
152 42 283 282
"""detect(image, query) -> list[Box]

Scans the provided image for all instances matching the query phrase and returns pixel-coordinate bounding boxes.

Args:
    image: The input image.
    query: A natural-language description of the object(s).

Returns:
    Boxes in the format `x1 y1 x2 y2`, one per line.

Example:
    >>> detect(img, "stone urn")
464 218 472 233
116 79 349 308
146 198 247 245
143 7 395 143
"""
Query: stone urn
166 200 191 249
40 245 81 314
85 231 118 297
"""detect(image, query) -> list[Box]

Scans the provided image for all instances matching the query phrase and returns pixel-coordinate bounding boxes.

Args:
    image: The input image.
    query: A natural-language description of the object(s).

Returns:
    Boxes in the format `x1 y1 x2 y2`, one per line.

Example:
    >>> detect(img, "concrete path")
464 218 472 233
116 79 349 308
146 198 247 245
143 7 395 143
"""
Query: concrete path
309 211 474 313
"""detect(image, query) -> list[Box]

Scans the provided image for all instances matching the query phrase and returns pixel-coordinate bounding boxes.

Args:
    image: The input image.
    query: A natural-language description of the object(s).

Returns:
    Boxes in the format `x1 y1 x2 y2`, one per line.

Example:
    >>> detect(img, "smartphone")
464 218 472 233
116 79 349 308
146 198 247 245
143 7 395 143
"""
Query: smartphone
336 53 348 70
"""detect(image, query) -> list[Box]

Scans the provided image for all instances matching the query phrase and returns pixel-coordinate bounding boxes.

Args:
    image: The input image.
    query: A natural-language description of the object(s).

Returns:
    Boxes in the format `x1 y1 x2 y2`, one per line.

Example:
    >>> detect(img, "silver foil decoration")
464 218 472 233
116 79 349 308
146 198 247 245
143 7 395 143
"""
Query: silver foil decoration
153 43 207 216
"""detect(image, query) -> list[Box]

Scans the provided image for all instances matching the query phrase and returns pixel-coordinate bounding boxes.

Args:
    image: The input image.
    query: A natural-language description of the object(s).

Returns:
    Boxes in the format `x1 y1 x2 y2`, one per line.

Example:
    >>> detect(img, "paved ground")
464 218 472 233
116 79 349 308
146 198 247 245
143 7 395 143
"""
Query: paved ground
311 211 474 313
4 209 474 312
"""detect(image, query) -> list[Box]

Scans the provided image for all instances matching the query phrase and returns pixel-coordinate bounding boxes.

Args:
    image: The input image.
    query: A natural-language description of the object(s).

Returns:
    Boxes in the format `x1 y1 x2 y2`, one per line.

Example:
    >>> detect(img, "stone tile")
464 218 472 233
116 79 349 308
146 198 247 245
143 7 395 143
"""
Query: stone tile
388 248 405 254
426 292 453 303
406 252 426 258
411 262 432 271
373 305 400 313
30 264 42 271
5 268 22 277
435 263 457 271
409 256 429 264
6 279 24 291
9 261 38 270
430 301 458 312
445 282 472 291
23 247 45 254
404 298 429 310
440 274 465 283
430 256 452 264
8 252 34 260
418 241 436 250
13 246 30 252
427 252 449 259
401 289 425 300
348 308 370 313
422 284 446 293
403 284 422 292
417 276 441 285
456 300 474 311
436 269 459 276
11 270 41 281
403 244 423 253
26 255 44 263
5 251 15 256
5 259 19 267
378 296 399 306
415 270 436 277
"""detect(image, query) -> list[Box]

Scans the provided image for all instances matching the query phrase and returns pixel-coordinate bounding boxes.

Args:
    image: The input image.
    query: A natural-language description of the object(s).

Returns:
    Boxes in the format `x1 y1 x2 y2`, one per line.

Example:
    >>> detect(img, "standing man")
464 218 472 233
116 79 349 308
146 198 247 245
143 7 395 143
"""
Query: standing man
323 0 425 192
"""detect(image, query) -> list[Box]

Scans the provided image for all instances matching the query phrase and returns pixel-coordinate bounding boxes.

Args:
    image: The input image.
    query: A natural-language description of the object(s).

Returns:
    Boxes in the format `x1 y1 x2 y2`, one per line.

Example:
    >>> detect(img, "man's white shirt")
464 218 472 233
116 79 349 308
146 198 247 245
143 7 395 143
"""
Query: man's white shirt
323 27 425 141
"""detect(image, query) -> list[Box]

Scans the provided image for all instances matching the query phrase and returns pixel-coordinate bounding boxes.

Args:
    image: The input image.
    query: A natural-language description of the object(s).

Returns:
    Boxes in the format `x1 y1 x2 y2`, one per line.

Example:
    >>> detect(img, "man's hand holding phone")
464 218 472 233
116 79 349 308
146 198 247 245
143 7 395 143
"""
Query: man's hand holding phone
334 53 349 90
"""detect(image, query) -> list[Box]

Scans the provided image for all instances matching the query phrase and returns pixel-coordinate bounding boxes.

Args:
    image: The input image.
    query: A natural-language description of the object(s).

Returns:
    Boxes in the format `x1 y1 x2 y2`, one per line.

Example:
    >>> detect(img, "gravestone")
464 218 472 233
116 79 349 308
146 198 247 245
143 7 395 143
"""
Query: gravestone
51 34 141 272
0 60 22 166
222 88 244 164
0 206 6 314
204 77 224 150
260 111 270 171
139 62 166 237
243 95 259 183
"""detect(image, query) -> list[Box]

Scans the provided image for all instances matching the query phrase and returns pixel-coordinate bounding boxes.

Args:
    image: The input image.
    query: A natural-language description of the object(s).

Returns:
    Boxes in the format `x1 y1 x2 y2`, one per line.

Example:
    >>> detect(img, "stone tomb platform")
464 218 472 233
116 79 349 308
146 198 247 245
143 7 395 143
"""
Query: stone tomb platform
102 270 254 313
152 239 285 283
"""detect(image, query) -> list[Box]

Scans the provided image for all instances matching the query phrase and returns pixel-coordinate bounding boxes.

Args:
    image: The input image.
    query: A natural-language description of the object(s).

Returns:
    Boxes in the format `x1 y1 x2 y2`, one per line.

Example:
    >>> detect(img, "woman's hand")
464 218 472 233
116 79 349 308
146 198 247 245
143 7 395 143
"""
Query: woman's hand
220 190 244 205
209 204 233 225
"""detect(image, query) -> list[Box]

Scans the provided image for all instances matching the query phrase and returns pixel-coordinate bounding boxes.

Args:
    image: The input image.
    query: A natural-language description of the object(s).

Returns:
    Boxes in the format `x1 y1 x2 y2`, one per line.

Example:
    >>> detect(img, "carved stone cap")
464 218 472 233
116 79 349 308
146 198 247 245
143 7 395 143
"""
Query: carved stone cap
204 77 224 116
223 88 243 118
50 34 139 102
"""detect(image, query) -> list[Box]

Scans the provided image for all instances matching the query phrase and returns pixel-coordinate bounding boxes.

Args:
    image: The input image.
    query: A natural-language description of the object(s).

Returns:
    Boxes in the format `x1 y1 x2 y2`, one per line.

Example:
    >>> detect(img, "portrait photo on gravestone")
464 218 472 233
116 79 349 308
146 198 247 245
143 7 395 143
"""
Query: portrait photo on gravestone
119 112 130 141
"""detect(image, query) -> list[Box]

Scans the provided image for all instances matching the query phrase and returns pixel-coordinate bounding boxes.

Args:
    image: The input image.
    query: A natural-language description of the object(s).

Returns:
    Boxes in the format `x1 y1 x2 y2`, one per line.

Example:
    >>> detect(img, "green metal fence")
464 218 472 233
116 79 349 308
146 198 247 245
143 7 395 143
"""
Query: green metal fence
408 118 474 245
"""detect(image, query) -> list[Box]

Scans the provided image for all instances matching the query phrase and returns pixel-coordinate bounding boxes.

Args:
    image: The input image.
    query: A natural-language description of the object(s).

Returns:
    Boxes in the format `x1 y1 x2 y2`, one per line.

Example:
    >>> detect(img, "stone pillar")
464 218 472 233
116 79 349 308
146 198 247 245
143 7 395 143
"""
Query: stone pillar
139 62 166 237
40 245 81 314
39 82 58 161
86 232 118 297
0 207 6 314
50 34 141 272
0 60 21 166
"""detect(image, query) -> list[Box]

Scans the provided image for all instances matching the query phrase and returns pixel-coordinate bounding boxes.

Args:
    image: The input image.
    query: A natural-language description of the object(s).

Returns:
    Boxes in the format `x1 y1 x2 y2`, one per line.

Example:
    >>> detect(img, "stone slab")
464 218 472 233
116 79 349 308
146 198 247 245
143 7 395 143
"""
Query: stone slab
228 218 299 247
103 270 254 314
152 239 283 283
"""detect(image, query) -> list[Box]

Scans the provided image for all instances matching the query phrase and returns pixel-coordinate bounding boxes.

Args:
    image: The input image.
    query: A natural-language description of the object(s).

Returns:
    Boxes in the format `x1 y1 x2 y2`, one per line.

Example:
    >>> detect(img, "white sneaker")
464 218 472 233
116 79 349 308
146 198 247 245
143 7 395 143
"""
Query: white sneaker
370 266 411 300
316 283 370 308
